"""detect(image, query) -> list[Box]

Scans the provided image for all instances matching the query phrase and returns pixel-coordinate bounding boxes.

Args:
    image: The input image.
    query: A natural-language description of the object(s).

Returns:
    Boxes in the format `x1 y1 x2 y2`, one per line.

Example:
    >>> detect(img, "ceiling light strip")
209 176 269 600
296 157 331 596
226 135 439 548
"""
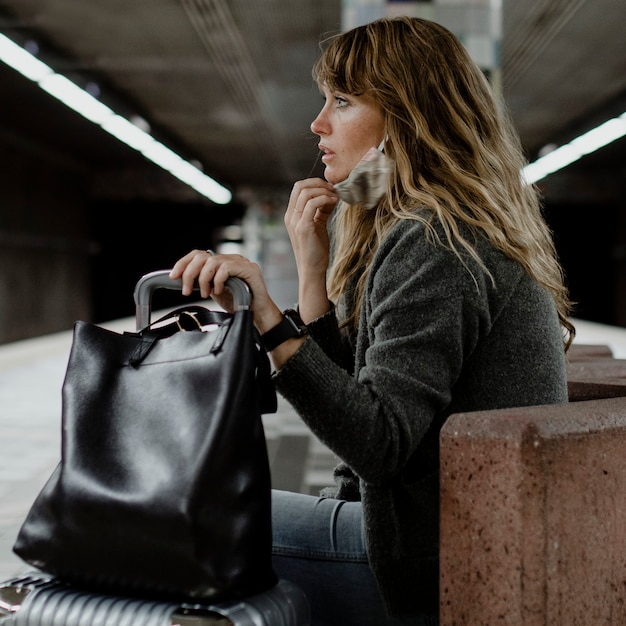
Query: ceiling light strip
0 33 232 204
522 111 626 184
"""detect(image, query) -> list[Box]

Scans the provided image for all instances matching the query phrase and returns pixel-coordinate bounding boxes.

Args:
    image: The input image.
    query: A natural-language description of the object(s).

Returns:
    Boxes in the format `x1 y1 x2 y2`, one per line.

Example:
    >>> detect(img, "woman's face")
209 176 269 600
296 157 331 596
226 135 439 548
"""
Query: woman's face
311 84 386 185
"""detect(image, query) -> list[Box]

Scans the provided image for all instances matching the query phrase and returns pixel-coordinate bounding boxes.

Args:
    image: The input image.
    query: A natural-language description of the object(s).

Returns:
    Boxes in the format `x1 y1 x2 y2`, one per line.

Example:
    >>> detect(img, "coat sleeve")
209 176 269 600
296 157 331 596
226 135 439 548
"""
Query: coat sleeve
274 219 491 484
300 303 355 374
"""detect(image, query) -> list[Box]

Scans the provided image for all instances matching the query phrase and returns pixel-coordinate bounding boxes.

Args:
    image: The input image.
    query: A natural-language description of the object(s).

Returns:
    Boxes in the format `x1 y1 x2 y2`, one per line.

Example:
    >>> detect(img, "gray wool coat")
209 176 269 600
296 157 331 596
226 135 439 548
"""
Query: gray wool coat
274 213 568 618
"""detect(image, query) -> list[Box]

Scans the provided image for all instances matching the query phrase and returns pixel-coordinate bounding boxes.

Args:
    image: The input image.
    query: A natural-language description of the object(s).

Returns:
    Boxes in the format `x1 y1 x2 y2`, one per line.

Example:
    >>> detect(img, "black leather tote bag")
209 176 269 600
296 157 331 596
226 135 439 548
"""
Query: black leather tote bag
13 270 278 603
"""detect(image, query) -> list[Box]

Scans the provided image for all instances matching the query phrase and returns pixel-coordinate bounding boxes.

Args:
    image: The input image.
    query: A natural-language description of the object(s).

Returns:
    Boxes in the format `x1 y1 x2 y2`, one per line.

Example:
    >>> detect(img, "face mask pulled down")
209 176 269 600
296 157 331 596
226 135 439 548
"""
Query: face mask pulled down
333 144 393 210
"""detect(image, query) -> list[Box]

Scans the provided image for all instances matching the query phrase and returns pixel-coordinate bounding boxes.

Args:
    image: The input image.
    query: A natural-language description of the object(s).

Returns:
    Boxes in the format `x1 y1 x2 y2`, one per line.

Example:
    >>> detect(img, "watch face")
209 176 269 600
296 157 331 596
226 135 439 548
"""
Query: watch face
284 309 306 332
260 309 308 352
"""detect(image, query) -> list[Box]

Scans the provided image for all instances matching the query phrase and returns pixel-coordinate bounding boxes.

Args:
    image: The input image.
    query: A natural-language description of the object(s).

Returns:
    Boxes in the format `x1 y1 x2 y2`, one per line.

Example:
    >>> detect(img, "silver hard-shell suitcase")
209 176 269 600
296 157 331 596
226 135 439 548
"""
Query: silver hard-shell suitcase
0 573 310 625
1 271 310 626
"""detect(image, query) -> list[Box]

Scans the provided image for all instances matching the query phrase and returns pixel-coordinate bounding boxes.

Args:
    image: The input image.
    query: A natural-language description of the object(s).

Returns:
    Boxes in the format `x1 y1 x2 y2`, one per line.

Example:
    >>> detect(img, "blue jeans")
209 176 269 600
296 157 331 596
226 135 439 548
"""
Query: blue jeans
271 490 438 626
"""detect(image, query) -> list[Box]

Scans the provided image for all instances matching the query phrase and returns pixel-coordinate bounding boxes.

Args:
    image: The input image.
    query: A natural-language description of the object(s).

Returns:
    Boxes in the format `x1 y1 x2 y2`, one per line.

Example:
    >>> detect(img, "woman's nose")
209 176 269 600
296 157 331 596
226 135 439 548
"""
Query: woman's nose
310 109 328 136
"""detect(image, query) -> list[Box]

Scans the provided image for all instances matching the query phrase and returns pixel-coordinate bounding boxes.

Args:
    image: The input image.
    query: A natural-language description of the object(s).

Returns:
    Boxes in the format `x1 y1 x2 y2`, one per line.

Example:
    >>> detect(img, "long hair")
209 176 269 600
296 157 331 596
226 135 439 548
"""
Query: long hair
313 16 574 349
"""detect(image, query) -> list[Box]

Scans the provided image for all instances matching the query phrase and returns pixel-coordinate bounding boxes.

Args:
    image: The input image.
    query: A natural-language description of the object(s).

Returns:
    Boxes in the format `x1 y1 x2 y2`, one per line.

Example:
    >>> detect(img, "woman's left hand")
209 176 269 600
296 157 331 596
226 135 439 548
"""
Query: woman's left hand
284 178 338 279
284 178 338 322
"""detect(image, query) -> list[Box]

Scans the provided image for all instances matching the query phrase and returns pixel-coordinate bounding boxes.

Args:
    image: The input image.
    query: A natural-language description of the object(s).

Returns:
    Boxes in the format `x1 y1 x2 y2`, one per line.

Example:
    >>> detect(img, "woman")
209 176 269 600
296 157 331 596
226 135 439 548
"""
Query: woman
170 17 573 625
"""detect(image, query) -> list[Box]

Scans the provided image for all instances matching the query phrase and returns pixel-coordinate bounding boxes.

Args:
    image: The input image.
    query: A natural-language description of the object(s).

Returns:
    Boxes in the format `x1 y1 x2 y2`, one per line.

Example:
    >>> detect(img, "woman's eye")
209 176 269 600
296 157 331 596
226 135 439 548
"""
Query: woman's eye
335 96 348 108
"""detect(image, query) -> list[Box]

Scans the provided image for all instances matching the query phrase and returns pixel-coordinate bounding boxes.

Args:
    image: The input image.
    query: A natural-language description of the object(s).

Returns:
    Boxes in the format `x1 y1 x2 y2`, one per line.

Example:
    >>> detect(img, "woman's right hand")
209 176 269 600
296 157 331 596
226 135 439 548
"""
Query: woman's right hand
169 250 283 334
284 178 338 322
169 250 306 369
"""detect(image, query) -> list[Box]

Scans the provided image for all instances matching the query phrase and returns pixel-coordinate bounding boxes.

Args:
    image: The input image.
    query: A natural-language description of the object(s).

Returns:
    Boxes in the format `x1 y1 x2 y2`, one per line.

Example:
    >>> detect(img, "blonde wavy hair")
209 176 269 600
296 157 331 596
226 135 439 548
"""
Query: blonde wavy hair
314 16 574 349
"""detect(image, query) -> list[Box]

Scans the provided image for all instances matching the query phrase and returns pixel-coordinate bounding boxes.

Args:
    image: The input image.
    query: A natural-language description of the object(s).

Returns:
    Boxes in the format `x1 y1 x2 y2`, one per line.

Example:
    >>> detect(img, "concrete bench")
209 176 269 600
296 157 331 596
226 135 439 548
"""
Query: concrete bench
567 343 615 361
439 396 626 625
567 343 626 401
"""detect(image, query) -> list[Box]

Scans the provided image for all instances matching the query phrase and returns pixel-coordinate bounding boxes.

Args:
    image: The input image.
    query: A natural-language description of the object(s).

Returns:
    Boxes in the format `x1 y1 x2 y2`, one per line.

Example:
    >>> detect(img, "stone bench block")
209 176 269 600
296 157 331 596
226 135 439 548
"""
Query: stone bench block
440 397 626 625
567 343 613 362
568 358 626 401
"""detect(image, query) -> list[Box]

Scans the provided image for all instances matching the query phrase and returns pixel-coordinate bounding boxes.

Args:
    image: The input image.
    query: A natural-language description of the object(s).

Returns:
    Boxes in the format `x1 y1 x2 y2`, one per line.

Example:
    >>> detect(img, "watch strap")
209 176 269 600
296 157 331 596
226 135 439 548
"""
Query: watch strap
260 309 307 352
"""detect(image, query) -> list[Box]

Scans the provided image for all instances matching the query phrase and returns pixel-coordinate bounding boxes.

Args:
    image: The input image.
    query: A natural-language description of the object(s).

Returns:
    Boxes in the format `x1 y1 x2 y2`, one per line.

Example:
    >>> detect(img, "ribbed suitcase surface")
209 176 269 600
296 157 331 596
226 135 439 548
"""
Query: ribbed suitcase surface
0 573 310 626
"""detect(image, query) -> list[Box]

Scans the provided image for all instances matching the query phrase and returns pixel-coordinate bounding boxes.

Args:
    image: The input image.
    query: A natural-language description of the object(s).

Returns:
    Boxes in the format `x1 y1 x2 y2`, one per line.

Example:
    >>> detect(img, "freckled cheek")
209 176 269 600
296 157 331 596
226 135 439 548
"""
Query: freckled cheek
353 114 382 142
345 122 368 150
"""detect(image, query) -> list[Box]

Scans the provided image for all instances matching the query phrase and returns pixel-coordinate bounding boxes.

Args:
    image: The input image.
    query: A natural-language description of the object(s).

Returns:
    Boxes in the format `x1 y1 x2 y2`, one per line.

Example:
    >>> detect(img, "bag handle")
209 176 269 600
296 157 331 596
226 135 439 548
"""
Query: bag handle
133 270 251 330
126 306 234 367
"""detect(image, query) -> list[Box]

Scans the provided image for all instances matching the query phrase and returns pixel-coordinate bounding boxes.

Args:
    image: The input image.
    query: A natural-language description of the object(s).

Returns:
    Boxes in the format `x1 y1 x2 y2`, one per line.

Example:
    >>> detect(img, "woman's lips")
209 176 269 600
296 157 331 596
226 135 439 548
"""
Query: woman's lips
319 145 334 163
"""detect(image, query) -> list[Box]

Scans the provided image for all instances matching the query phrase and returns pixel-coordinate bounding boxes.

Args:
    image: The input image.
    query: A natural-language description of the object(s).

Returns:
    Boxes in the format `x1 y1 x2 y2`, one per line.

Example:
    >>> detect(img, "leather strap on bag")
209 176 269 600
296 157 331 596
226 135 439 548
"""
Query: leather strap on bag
126 306 234 367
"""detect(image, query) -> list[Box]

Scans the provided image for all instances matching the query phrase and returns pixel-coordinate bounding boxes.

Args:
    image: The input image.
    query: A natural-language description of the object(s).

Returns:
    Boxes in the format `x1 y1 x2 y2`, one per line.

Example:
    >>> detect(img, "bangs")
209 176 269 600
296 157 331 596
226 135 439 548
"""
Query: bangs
313 28 373 95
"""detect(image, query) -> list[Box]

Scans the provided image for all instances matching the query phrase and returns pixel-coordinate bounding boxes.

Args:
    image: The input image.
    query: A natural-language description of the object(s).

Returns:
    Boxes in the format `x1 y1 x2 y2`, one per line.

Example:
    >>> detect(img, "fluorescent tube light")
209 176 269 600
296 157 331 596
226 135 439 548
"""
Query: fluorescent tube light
523 111 626 185
186 171 233 206
0 33 232 204
569 116 626 156
0 33 52 81
39 73 114 125
101 115 156 153
142 141 185 172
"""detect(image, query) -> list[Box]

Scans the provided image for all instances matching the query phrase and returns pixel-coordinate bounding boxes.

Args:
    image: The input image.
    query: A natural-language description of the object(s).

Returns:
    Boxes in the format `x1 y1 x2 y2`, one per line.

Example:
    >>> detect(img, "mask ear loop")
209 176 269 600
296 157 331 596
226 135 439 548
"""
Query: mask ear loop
306 149 323 178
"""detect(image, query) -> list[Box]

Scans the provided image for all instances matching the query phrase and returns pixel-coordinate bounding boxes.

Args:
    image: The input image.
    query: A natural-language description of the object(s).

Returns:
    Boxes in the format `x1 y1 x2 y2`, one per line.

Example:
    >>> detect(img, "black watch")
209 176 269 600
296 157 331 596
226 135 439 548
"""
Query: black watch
260 308 308 352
